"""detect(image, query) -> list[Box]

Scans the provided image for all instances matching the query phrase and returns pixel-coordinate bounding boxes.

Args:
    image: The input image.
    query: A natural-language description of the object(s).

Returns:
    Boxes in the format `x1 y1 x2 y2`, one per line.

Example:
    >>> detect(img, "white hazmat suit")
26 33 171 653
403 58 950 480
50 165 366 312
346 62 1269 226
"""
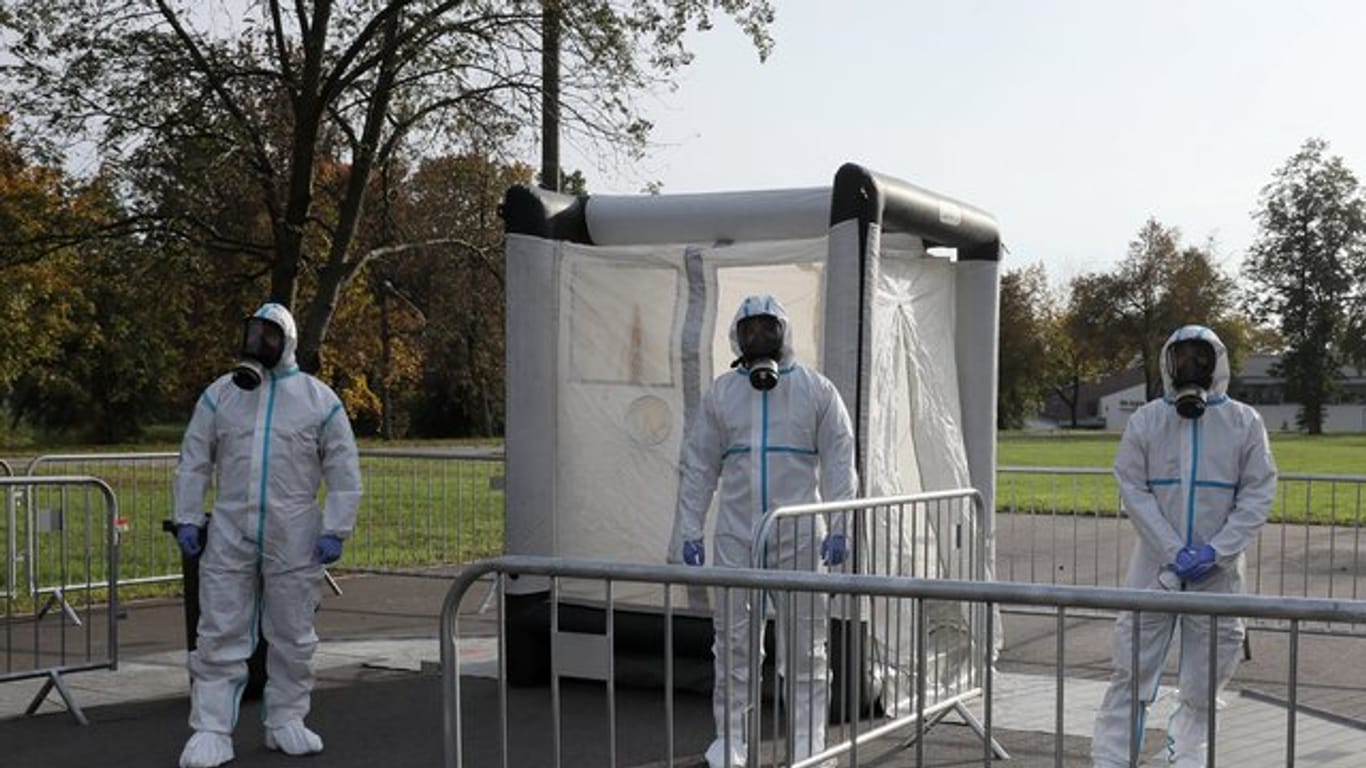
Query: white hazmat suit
1091 325 1276 768
174 303 362 768
673 294 857 768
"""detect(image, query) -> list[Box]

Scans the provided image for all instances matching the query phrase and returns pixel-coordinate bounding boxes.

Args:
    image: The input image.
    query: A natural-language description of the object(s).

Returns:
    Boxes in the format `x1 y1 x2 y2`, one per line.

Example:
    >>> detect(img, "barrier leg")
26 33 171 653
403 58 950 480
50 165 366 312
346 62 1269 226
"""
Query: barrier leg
323 568 344 597
35 589 84 628
950 699 1010 759
25 669 89 726
897 701 1010 760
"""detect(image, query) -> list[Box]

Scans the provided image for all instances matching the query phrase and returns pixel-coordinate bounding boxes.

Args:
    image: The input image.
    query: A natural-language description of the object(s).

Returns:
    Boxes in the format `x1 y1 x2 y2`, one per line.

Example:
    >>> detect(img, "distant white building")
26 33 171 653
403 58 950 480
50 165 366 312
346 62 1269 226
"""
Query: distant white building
1098 354 1366 433
1098 383 1148 432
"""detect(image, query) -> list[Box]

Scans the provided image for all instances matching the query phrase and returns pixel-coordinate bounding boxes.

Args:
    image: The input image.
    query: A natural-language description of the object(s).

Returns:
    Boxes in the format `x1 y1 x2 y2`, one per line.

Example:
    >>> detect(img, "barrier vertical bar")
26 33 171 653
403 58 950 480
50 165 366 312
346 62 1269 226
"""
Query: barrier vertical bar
1287 619 1299 768
664 585 674 768
1056 606 1065 768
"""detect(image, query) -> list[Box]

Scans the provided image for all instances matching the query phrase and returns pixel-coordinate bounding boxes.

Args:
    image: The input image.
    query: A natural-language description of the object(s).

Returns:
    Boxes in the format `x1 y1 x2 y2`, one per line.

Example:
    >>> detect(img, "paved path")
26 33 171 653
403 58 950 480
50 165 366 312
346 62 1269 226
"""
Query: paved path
5 566 1366 766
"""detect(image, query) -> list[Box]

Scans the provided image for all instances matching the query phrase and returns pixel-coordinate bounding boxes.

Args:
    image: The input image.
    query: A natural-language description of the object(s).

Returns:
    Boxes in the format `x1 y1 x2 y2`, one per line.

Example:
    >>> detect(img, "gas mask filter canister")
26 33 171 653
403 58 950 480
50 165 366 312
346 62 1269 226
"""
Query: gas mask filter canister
232 359 268 391
747 359 780 391
1173 386 1208 419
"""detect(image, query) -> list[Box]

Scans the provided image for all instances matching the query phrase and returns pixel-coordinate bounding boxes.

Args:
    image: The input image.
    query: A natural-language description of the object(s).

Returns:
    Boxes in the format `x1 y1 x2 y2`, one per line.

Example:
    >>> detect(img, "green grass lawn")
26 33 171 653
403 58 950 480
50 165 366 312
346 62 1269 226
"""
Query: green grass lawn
999 430 1366 475
3 433 1361 612
1 448 505 611
998 431 1366 523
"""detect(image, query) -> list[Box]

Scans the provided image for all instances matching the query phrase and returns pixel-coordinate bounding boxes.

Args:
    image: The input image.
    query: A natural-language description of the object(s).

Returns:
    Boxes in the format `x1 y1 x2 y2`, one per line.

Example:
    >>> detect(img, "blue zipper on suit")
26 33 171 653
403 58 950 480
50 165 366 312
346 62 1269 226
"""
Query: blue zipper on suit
1186 418 1201 546
760 389 770 517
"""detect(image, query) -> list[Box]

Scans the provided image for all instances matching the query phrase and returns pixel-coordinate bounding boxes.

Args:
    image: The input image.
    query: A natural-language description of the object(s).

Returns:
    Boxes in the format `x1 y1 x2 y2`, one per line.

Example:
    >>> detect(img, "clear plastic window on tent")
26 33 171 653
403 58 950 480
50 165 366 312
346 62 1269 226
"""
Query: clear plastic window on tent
711 262 824 375
568 262 680 386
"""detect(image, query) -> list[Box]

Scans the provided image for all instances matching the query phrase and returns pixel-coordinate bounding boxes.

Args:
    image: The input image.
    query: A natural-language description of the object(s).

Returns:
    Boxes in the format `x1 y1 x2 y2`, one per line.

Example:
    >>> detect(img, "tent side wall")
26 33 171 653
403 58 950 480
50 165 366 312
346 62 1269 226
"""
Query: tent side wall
502 187 591 575
826 163 1002 516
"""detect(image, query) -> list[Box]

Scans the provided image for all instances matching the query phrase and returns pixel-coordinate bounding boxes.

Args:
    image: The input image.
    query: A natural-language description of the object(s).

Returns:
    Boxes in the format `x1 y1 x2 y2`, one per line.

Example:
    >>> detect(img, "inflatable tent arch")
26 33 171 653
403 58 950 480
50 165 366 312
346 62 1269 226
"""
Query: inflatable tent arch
500 163 1001 688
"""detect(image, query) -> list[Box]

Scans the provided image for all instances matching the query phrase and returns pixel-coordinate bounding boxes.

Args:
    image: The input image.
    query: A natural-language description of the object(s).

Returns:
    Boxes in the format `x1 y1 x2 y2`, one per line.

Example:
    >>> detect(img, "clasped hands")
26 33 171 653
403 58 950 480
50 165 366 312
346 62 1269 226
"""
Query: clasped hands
682 533 848 567
1168 544 1217 583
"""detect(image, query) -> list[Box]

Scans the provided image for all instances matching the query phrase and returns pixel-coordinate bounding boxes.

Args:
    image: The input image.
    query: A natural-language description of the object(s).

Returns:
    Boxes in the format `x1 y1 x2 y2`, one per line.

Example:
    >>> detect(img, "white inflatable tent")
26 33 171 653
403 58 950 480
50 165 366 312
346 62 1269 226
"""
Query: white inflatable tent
500 163 1001 689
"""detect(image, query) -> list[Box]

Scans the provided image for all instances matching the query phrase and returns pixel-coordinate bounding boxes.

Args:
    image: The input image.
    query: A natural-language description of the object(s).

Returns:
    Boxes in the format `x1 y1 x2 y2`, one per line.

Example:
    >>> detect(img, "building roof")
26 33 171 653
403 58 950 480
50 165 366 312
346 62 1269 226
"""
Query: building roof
1040 366 1146 423
1233 354 1366 384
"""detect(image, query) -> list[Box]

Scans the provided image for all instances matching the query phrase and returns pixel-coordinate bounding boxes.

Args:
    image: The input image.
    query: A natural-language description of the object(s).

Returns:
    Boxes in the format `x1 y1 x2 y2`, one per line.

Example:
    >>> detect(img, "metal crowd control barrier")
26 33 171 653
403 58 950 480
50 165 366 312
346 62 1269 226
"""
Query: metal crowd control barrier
344 448 505 576
25 453 180 592
751 490 1002 766
1 475 119 725
21 449 505 589
441 555 1366 767
997 466 1366 635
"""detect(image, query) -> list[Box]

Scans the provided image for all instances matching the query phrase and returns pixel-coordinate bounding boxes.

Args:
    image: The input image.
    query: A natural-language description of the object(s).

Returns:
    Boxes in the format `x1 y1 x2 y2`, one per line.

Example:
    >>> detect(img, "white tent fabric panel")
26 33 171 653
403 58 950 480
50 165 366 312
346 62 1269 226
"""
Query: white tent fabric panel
556 242 688 571
954 260 1001 583
819 219 865 439
504 234 559 595
547 236 829 605
864 246 977 710
707 237 827 378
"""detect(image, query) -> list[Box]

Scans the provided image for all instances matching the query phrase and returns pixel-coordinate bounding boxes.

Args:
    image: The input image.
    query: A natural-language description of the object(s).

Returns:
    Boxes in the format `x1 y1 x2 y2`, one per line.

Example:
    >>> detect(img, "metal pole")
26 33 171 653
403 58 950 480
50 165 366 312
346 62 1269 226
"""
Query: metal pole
540 0 561 192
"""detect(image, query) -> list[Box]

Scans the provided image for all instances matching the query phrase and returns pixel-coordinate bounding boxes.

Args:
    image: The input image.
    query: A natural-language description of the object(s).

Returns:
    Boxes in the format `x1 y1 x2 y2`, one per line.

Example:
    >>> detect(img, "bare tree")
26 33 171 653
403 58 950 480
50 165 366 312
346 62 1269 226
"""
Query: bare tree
1 0 776 371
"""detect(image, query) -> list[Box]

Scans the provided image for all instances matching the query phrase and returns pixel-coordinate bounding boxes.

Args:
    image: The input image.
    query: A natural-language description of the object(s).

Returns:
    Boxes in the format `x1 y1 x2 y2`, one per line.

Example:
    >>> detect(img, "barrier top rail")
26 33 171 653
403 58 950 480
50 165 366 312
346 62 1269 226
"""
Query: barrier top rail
24 452 177 474
441 556 1366 645
1 473 121 496
22 448 503 473
1000 465 1366 483
752 487 983 566
759 488 983 522
356 447 504 460
999 466 1112 475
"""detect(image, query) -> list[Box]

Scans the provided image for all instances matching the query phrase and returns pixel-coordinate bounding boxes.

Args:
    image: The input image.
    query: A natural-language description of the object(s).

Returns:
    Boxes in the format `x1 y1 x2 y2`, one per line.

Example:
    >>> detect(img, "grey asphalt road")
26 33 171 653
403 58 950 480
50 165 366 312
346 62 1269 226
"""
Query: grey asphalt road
5 512 1366 767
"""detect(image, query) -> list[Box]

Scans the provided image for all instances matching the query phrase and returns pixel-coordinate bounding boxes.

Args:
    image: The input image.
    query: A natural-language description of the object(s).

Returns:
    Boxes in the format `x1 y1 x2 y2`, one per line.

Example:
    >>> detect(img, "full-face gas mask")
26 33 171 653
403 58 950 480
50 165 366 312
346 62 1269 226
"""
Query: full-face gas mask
732 314 784 391
232 315 286 390
1167 338 1216 419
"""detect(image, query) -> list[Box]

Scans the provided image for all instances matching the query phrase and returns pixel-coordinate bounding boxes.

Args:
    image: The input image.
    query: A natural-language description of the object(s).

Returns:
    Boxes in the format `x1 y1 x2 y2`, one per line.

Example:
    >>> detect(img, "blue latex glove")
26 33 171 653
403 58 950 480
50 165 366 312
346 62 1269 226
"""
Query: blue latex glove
821 533 847 566
175 524 203 558
682 538 705 567
1172 545 1217 582
314 534 344 565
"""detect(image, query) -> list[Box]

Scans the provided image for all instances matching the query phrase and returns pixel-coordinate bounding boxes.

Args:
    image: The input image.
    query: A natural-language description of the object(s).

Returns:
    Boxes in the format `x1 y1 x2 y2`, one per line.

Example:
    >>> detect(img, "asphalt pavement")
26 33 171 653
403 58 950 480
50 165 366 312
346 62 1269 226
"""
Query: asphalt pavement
5 517 1366 767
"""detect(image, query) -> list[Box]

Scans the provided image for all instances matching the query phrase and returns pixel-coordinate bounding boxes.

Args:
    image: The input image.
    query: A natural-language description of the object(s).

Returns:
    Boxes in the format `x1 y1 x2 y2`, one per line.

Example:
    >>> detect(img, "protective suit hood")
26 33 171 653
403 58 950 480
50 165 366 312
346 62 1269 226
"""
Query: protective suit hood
253 302 299 372
1159 324 1229 402
727 293 795 365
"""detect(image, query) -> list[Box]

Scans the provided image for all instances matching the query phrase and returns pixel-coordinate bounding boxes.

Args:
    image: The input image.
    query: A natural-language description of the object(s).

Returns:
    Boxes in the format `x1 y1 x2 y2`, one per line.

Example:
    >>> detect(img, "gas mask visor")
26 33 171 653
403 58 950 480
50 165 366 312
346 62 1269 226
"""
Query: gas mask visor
232 316 286 390
734 314 784 391
1167 338 1215 419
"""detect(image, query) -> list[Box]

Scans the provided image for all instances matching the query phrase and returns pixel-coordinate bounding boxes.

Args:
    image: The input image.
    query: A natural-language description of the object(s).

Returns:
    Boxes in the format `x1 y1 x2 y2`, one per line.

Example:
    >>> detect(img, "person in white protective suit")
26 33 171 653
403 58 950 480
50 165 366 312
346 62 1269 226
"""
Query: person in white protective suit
172 302 362 768
1090 325 1276 768
672 294 857 768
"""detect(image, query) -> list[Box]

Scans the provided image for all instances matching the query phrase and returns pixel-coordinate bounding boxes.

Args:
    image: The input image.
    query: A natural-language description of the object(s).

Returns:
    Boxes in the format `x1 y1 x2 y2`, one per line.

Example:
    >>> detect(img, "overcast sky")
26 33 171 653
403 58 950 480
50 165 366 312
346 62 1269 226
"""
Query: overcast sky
563 0 1366 289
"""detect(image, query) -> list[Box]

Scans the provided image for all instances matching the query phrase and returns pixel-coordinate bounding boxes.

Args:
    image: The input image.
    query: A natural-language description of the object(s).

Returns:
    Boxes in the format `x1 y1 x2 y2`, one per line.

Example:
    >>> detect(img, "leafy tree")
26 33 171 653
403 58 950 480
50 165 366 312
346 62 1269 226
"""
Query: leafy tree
2 172 196 442
1047 273 1130 427
997 263 1054 429
387 153 534 437
1245 138 1366 433
0 114 69 409
1103 219 1245 398
1112 219 1181 398
1 0 776 374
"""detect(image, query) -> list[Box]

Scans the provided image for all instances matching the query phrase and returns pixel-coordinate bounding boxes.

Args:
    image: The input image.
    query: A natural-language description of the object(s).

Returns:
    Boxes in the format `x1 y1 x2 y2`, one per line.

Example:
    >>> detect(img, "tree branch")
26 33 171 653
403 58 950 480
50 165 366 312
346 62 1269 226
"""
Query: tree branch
153 0 281 207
